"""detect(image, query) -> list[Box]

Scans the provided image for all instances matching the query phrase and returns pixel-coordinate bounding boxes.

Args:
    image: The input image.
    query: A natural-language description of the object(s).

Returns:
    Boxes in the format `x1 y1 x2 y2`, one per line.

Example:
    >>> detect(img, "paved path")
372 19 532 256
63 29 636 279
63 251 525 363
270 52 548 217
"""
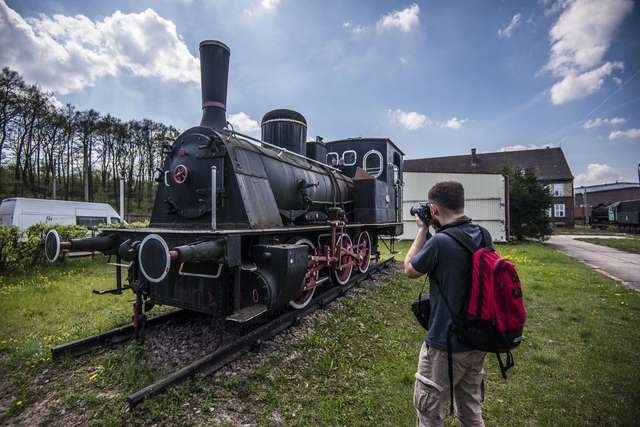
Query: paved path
546 235 640 292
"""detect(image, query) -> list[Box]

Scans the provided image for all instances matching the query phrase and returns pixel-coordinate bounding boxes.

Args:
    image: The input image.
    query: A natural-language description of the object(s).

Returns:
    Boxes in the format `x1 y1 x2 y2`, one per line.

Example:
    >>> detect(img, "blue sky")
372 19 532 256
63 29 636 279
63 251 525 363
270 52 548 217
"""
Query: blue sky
1 0 639 186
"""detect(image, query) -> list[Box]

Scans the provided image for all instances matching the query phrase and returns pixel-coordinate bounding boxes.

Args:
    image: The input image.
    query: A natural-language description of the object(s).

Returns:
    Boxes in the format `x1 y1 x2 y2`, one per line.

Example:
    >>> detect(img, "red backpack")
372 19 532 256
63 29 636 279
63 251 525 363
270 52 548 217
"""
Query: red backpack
440 226 526 411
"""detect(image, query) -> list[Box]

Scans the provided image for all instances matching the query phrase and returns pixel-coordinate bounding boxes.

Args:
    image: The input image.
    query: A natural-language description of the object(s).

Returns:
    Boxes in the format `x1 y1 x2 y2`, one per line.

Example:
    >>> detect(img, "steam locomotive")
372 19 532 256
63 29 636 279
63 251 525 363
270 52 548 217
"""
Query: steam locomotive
44 40 404 329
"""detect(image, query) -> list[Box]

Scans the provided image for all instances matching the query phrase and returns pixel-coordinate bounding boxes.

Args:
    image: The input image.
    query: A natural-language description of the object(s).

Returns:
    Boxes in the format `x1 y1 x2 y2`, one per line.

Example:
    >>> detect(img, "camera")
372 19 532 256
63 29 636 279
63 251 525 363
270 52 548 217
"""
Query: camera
410 202 432 224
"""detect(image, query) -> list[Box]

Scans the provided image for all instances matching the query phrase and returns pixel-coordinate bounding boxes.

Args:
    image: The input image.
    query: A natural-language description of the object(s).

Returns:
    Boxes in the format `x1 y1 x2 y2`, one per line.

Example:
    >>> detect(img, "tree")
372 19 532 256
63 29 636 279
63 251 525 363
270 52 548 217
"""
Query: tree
504 168 552 240
0 67 179 215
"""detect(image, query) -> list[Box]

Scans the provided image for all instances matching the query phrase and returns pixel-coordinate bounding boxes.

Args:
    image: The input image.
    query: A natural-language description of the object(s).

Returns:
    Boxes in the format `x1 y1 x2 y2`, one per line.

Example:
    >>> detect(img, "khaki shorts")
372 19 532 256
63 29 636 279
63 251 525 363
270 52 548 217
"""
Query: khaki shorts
413 342 486 427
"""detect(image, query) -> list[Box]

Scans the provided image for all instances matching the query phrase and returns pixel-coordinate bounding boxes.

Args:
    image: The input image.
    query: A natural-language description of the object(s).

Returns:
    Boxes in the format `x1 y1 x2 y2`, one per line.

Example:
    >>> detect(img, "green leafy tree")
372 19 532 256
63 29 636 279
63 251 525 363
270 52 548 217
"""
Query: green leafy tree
504 168 552 240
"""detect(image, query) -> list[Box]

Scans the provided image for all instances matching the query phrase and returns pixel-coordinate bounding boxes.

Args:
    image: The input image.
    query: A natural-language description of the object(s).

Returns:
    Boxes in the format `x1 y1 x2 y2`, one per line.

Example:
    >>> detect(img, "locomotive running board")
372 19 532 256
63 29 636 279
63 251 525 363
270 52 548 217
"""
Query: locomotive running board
225 304 268 323
125 257 395 410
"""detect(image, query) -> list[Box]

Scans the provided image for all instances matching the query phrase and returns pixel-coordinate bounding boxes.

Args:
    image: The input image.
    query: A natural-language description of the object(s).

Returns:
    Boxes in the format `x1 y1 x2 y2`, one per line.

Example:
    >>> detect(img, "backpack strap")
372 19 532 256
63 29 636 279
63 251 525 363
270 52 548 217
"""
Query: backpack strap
446 327 455 415
441 227 476 254
479 226 494 250
439 225 487 415
496 352 514 379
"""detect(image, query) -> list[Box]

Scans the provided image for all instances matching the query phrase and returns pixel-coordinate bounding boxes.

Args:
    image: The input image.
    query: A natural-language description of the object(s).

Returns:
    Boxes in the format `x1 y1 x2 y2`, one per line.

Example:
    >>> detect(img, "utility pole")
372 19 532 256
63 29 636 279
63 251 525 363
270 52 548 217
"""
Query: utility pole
119 177 125 221
52 159 56 200
583 186 589 225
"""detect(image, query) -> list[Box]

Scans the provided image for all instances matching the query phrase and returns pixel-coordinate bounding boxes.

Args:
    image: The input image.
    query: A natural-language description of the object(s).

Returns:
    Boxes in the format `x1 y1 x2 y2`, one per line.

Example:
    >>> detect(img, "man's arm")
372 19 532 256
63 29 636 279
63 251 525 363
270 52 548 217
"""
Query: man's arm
404 226 429 278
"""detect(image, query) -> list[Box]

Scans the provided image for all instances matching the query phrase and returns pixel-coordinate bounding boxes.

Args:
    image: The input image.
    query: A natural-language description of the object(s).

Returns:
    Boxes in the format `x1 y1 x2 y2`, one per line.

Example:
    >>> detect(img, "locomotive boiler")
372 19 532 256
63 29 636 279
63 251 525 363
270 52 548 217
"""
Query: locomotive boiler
44 40 404 330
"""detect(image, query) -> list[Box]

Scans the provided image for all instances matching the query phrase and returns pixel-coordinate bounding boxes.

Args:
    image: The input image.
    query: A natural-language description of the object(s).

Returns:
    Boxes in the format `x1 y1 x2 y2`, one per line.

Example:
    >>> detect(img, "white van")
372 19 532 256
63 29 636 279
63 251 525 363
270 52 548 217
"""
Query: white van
0 197 123 230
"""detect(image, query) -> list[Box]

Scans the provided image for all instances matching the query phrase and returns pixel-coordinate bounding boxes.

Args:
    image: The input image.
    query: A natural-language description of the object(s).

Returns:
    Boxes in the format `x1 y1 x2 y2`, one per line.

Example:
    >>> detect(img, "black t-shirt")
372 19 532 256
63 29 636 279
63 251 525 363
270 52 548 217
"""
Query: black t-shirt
410 217 492 352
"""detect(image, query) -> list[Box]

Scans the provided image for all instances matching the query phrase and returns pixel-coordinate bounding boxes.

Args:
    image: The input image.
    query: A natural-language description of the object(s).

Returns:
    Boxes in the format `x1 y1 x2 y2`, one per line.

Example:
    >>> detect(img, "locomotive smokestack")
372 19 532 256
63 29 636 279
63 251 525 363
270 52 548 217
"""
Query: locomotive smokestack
199 40 230 129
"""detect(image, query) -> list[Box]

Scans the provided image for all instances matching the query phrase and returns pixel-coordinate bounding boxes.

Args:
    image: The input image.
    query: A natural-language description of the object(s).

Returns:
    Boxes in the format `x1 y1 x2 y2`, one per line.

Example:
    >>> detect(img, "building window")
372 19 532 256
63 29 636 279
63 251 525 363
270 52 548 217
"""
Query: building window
545 207 552 217
553 183 565 196
554 204 565 218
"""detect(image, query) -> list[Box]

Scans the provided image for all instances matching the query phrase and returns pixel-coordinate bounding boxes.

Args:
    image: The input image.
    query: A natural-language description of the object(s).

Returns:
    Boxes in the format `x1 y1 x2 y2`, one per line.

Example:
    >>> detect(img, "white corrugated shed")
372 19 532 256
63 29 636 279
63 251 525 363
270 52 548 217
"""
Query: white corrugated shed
400 172 507 242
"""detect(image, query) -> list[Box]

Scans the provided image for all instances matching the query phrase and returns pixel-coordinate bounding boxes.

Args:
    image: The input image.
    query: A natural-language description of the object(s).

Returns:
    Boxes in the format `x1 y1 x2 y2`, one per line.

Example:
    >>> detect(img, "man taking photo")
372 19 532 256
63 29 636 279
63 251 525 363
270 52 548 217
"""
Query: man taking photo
404 181 492 427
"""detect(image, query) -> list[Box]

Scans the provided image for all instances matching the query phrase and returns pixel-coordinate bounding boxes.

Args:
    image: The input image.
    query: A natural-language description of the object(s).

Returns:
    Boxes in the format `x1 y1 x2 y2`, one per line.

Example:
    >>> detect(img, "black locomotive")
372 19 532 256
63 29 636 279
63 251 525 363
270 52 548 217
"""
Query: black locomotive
44 40 404 328
589 203 610 229
589 199 640 232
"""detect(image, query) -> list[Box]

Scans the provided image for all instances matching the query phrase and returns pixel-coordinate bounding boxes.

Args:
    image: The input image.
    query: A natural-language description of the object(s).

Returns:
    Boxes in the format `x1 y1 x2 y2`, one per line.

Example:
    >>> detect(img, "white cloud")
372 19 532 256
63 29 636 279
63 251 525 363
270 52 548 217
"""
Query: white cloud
377 3 420 33
550 61 623 105
228 112 261 137
574 163 624 186
343 21 366 34
582 116 626 129
388 109 430 130
498 14 521 39
441 117 468 130
261 0 280 10
608 128 640 140
245 0 281 16
47 93 65 110
387 111 469 131
545 0 633 76
540 0 571 17
0 1 199 95
543 0 633 105
498 144 555 152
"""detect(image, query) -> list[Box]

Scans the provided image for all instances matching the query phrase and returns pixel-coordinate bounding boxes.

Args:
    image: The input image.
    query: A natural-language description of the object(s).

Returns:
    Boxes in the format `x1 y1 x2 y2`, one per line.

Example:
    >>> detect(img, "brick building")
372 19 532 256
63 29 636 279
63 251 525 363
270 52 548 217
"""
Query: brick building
574 182 640 220
404 147 574 227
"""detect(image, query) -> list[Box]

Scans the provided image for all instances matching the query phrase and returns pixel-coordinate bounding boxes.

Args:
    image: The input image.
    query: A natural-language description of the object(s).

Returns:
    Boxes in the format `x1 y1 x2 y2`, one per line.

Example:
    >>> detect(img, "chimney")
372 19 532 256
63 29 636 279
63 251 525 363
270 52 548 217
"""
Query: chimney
471 148 478 166
199 40 230 129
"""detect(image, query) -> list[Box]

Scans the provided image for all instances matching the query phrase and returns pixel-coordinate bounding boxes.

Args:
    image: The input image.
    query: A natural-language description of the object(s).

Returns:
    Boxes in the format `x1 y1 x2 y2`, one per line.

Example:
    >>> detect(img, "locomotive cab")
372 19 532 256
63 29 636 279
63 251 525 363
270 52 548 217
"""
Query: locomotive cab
326 138 404 234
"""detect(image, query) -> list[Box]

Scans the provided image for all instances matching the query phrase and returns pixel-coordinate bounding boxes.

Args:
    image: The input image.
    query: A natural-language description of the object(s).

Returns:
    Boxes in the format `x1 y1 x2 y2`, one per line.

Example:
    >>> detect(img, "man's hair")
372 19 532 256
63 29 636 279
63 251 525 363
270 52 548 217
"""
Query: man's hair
428 181 465 213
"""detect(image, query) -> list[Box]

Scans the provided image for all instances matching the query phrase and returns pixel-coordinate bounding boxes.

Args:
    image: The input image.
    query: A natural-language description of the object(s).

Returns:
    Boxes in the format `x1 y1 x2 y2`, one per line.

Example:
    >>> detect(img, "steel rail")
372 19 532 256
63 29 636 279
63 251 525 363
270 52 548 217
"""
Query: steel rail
125 257 395 409
50 309 186 360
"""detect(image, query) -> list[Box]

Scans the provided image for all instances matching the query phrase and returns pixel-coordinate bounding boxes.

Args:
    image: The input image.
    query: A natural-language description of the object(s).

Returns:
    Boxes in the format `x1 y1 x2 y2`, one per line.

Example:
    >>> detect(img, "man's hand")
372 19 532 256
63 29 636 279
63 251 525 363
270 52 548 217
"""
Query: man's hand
404 226 429 279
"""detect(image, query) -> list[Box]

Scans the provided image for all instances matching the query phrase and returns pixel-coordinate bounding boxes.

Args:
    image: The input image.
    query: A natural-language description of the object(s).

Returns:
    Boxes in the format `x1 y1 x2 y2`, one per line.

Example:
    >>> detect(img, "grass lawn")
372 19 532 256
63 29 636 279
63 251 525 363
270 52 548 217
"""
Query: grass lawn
1 241 640 425
575 237 640 254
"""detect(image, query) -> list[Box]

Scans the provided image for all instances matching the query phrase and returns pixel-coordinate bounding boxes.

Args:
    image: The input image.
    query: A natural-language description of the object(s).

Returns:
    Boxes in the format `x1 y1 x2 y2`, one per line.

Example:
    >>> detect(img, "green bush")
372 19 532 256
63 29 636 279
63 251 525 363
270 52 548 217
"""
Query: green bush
0 223 88 274
97 219 149 229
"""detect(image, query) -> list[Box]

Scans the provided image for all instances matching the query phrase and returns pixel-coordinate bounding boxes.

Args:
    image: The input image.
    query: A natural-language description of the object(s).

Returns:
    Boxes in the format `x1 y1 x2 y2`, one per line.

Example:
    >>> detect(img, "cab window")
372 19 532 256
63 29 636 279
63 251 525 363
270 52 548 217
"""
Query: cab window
326 152 339 166
342 150 357 166
363 150 383 177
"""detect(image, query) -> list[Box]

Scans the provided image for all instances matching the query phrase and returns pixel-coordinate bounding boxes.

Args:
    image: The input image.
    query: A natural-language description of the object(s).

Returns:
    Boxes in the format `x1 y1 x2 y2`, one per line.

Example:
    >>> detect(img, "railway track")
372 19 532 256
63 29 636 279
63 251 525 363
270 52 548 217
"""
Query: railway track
51 257 395 409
